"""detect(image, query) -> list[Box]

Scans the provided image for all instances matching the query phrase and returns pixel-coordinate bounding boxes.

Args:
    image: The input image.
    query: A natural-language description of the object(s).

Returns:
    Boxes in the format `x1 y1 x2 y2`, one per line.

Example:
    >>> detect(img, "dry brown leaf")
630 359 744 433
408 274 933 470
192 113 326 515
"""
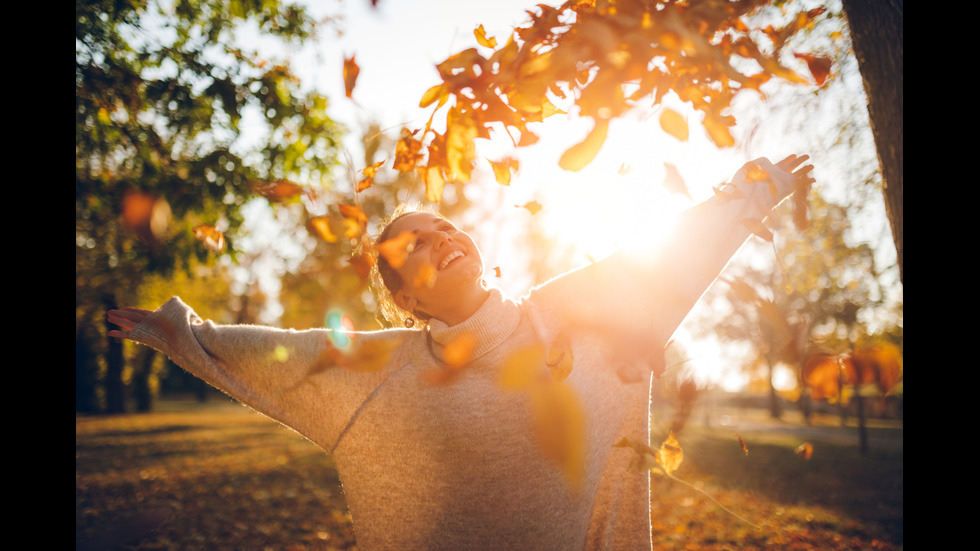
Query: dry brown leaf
343 55 359 99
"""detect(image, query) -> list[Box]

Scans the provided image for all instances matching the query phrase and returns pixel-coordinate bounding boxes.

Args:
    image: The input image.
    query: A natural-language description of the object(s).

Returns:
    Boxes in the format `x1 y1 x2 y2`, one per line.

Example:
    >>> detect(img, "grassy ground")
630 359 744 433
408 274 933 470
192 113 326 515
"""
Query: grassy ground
76 398 902 550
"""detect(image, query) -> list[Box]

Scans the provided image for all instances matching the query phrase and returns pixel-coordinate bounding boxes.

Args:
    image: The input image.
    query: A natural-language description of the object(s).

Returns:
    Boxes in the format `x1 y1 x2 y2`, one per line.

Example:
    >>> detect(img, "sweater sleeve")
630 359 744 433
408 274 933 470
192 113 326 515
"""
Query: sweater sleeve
128 297 408 451
525 160 797 369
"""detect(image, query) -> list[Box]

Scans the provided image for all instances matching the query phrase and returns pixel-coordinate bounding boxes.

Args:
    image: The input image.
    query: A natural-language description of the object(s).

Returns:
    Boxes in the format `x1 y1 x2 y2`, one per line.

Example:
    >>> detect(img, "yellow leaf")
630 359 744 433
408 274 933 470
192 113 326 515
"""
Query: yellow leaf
489 157 520 186
559 118 609 172
310 215 337 243
516 200 542 215
659 108 688 142
530 382 586 489
655 432 683 475
419 83 448 109
499 345 545 390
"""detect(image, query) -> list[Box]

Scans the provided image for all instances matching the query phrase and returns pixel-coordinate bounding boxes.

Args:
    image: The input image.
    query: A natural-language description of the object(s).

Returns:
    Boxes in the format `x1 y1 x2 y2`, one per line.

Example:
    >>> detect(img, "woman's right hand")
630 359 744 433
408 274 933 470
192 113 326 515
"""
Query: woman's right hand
107 307 153 341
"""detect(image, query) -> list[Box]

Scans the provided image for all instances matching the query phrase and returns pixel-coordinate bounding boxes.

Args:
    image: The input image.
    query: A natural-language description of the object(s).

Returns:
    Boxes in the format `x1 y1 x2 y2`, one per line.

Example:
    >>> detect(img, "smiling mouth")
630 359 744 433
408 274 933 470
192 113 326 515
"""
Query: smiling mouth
438 250 465 270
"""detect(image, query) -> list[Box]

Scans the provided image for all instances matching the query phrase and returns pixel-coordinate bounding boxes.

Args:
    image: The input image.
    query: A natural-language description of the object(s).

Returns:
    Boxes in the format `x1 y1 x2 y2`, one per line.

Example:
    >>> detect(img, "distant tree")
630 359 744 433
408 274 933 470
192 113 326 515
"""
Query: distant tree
76 0 344 412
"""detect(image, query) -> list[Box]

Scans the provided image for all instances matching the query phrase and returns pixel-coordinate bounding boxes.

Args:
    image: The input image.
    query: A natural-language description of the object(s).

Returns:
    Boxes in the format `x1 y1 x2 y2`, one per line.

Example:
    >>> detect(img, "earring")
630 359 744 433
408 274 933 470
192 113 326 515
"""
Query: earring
404 317 415 328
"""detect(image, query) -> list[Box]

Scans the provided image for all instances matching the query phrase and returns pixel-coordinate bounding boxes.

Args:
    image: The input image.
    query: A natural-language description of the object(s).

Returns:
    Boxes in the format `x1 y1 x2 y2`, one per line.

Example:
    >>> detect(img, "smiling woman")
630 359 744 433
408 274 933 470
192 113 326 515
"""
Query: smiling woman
107 154 813 551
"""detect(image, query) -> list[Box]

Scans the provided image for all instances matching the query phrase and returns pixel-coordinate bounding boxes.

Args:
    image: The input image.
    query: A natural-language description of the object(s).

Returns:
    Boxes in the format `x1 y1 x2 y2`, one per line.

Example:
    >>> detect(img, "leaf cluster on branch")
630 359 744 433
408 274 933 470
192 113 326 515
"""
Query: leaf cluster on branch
371 0 829 203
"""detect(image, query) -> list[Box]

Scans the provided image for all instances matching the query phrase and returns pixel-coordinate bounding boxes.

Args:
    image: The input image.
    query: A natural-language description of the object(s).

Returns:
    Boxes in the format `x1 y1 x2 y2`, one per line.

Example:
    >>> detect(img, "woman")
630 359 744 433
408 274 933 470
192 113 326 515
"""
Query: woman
108 155 814 550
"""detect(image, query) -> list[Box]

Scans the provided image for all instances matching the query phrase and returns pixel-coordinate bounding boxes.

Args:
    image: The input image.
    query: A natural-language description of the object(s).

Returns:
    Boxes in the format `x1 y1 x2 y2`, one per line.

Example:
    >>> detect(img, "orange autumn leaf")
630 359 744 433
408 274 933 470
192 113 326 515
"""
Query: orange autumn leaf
659 108 689 142
393 129 424 172
492 266 502 278
655 432 684 475
443 332 478 370
376 230 416 269
794 52 832 86
736 433 749 456
254 179 305 202
338 204 368 227
357 161 384 192
474 24 497 48
413 262 437 289
795 442 814 460
559 118 609 172
517 200 543 215
343 55 359 99
348 252 377 279
192 225 225 253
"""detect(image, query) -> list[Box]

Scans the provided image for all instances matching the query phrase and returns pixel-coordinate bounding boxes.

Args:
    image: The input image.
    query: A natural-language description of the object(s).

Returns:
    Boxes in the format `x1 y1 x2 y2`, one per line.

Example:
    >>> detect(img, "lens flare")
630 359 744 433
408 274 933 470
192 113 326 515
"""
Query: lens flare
326 310 356 349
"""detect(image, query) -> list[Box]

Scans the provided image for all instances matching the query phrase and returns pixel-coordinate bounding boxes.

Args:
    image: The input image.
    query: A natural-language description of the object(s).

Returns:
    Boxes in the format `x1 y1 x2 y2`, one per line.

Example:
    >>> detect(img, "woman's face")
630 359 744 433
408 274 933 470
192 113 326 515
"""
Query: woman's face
384 212 487 322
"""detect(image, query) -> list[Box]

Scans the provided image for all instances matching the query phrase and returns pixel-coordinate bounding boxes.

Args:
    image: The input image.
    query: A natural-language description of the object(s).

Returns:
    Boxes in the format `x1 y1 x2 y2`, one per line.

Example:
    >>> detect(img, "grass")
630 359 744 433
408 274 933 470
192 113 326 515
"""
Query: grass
76 397 902 550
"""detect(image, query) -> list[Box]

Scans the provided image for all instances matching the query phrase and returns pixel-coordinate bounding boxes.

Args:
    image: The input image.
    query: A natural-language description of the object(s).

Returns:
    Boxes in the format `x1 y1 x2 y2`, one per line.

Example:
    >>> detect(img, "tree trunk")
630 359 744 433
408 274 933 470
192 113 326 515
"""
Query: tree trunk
133 348 157 412
841 0 903 283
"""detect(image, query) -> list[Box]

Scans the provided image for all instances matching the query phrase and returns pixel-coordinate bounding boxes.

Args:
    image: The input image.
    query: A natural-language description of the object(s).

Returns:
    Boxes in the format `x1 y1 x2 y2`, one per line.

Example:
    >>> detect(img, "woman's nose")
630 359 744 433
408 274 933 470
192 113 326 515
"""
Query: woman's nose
432 231 451 250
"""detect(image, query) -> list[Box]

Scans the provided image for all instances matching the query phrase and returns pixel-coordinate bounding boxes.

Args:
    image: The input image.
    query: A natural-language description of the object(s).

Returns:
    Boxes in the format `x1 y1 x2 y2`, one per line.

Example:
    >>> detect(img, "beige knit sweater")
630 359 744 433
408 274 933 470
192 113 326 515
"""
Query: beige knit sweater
127 164 791 550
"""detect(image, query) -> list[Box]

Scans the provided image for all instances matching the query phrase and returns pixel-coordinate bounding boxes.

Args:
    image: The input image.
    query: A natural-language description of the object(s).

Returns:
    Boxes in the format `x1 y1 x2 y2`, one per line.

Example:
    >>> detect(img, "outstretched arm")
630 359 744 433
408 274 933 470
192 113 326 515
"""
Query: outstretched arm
646 155 814 342
107 297 406 451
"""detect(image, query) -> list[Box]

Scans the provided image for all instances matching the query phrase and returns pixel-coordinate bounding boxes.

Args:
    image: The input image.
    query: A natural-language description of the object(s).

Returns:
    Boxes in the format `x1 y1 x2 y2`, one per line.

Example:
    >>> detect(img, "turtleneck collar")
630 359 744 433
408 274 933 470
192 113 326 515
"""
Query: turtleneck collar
426 288 521 363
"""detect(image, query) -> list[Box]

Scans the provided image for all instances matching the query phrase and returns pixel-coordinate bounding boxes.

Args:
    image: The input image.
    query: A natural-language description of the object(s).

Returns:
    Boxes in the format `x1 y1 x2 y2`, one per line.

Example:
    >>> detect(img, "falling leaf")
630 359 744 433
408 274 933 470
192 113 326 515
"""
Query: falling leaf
793 52 832 86
254 180 305 202
489 157 520 186
348 251 376 280
357 161 384 192
655 432 684 475
474 24 497 48
393 129 424 172
376 230 416 269
735 433 748 455
546 333 574 383
517 200 542 215
499 346 545 390
795 442 814 460
741 218 773 242
412 262 437 289
310 215 337 243
559 118 609 172
659 108 689 142
343 55 359 99
338 204 368 228
529 381 586 489
662 163 691 199
442 333 477 369
492 266 502 278
192 225 225 252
